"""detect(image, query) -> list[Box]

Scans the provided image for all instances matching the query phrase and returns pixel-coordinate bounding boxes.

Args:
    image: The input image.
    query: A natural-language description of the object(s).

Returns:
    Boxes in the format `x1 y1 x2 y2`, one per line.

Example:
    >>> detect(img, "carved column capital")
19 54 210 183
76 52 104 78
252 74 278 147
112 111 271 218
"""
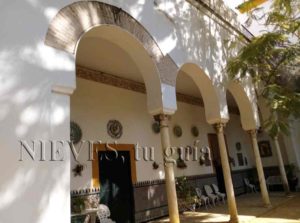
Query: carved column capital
154 114 171 128
213 123 226 133
248 129 257 138
154 114 170 122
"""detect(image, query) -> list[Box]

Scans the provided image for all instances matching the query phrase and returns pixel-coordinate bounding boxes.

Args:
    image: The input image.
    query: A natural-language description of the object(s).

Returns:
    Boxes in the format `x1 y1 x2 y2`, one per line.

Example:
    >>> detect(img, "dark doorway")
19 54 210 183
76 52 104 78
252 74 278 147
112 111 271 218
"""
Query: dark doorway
98 151 134 223
207 133 230 193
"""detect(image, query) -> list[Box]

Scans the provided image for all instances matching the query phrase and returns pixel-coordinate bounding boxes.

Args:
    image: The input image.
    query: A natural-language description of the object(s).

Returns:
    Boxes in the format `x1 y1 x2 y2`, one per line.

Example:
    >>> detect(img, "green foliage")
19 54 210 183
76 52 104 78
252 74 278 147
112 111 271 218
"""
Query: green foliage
71 196 86 213
227 0 300 137
176 176 196 203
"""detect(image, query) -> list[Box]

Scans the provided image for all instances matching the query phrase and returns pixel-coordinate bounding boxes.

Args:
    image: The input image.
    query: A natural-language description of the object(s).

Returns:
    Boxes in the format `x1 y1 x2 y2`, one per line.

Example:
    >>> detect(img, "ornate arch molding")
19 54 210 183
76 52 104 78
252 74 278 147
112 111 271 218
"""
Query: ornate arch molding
227 81 260 130
45 1 177 86
177 63 229 124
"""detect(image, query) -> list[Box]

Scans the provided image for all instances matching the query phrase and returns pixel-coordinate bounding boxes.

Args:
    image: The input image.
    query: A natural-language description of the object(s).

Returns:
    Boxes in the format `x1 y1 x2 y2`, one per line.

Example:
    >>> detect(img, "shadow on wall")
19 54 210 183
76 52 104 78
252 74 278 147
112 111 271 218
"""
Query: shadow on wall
116 0 239 89
151 0 238 78
0 0 76 222
149 0 241 119
0 0 178 222
0 0 244 222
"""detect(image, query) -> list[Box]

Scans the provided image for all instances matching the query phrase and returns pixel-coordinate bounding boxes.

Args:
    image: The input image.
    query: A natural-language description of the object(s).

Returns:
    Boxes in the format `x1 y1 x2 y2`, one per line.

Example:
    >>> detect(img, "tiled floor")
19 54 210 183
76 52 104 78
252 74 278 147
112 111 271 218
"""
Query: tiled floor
150 192 300 223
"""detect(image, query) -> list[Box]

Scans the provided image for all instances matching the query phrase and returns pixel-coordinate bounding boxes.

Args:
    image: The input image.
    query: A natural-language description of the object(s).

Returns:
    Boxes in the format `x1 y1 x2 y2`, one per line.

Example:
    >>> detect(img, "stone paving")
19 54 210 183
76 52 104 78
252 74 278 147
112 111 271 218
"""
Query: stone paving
150 192 300 223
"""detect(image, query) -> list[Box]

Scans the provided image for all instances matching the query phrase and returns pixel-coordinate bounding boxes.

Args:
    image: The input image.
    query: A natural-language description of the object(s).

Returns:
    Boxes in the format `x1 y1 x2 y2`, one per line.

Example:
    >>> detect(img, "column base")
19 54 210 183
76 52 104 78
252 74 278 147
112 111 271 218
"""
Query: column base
229 216 239 223
263 203 272 208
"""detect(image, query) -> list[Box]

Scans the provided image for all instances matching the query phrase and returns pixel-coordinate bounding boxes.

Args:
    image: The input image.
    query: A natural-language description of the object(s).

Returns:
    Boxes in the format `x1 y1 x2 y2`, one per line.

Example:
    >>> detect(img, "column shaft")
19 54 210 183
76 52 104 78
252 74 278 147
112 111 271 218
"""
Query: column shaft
158 115 180 223
249 130 271 207
274 136 290 194
214 123 239 223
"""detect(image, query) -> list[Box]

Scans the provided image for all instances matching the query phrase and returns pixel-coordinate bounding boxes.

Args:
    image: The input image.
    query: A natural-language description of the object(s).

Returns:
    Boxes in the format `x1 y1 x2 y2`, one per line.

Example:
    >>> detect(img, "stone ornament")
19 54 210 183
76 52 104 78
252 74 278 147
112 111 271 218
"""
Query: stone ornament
176 159 187 169
107 120 123 139
173 125 182 137
191 126 199 137
70 121 82 144
152 161 159 169
176 147 187 168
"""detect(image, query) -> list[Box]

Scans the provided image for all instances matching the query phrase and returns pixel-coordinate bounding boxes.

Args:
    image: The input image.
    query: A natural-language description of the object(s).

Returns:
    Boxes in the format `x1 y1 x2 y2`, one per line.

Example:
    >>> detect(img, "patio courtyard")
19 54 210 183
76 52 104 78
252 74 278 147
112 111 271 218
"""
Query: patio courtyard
1 0 300 223
151 192 300 223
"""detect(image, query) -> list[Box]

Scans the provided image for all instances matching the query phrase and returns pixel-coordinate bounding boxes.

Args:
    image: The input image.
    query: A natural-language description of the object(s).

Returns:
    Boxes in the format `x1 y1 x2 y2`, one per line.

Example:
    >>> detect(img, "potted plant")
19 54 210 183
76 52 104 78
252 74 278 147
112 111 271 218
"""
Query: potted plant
176 176 197 211
71 196 86 213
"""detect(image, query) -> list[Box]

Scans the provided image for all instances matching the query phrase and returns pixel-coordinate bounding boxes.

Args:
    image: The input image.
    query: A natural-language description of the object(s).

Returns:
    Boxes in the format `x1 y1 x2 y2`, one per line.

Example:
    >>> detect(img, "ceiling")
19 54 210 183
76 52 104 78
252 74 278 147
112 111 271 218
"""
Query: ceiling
76 37 143 83
76 35 238 108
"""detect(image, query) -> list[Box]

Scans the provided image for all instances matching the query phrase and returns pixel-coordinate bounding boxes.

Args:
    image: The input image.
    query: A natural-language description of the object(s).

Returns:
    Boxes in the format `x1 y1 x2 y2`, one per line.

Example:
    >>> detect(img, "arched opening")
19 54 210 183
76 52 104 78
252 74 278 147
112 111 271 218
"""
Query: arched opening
173 63 228 193
45 2 181 221
226 83 289 195
227 81 259 131
224 81 260 194
70 25 166 222
75 25 164 114
177 63 227 124
225 89 255 173
45 1 178 115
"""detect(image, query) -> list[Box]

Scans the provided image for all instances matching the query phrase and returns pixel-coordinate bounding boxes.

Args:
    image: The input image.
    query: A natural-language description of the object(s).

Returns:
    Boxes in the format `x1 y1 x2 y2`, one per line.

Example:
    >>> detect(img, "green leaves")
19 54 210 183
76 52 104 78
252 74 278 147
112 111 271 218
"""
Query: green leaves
272 0 293 15
226 0 300 137
176 176 196 203
264 117 289 138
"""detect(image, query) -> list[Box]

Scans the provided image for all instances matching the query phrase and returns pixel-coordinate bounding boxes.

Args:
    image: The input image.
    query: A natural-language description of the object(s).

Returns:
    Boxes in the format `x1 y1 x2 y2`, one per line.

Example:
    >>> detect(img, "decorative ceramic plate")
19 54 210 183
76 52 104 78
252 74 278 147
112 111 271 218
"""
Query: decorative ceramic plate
173 125 182 137
191 126 199 137
152 122 160 134
107 120 123 139
70 121 82 144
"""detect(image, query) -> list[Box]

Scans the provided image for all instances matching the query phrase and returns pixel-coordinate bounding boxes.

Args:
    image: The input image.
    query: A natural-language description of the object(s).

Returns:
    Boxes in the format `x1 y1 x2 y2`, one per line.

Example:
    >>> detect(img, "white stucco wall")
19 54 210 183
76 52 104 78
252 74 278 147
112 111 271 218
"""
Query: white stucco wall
283 119 300 182
225 115 254 170
286 120 300 166
256 132 289 167
70 78 264 189
0 0 269 222
0 1 76 222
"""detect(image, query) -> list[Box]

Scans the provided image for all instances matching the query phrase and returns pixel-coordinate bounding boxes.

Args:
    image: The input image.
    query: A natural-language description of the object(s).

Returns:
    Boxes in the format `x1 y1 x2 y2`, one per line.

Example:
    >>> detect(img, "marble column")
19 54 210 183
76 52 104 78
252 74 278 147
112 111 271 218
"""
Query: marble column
157 114 180 223
249 130 271 207
273 135 290 195
214 123 239 223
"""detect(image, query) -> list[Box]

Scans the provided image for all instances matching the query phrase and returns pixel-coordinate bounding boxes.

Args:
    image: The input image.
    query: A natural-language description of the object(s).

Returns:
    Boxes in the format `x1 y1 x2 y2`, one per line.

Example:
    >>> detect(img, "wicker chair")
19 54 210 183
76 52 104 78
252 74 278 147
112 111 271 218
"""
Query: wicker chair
96 204 115 223
83 214 91 223
211 184 226 204
195 187 210 209
244 178 257 193
204 185 218 206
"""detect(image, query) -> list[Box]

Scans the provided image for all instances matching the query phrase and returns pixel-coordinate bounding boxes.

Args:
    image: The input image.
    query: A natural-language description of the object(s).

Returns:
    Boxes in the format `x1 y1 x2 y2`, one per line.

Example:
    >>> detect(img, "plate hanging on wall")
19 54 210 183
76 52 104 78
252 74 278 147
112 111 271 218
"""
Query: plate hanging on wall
191 126 199 137
70 121 82 144
152 121 160 134
107 119 123 139
173 125 182 137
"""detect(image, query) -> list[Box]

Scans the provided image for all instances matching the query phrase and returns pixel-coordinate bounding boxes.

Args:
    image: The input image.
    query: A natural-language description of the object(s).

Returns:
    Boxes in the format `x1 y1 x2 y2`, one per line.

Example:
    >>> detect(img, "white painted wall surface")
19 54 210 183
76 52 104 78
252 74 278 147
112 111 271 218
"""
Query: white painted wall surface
283 120 300 184
256 133 289 167
225 115 254 170
70 78 276 190
0 1 76 222
0 0 268 222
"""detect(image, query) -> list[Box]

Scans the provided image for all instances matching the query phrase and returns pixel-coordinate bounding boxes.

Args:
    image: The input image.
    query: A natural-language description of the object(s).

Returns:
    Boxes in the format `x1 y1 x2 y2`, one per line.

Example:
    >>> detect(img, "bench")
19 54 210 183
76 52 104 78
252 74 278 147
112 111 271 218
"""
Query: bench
266 176 282 191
